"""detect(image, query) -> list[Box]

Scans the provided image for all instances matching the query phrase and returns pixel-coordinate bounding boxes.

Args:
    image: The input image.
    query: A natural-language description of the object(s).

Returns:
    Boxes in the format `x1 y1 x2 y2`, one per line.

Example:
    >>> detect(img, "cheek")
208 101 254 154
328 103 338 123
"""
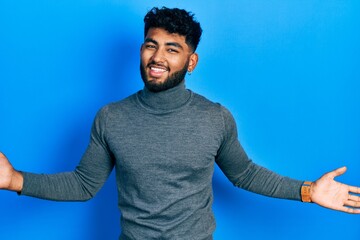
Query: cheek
169 58 188 71
140 50 152 63
140 53 147 63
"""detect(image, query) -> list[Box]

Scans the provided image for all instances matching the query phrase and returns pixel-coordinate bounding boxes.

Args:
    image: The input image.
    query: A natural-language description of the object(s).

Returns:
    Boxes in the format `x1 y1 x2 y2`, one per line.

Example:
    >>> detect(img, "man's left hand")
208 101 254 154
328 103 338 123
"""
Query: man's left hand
310 166 360 214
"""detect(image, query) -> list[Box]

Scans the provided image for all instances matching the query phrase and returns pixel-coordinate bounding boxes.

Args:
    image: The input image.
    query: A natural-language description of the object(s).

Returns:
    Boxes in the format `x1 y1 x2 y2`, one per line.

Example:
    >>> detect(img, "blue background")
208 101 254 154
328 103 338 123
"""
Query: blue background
1 1 359 239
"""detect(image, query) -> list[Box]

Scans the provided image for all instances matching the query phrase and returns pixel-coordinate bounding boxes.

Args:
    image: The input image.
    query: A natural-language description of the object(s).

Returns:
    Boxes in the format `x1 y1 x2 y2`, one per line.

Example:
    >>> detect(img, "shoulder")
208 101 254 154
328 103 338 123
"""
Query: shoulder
191 91 234 118
92 92 138 126
191 92 219 109
99 92 137 114
189 91 237 133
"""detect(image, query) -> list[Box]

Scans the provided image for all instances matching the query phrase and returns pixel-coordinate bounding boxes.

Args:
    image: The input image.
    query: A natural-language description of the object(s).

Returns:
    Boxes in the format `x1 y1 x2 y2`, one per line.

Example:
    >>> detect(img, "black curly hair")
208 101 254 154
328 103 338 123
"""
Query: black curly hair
144 7 202 52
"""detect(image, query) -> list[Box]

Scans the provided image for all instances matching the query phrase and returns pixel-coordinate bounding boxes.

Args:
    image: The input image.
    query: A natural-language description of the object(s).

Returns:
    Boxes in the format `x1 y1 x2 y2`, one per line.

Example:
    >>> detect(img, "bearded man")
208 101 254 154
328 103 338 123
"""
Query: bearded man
1 7 359 240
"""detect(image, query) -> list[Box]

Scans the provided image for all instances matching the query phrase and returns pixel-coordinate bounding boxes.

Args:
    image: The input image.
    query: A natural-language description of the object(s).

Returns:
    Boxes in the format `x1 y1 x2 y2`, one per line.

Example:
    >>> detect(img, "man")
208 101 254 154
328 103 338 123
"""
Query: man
0 6 359 240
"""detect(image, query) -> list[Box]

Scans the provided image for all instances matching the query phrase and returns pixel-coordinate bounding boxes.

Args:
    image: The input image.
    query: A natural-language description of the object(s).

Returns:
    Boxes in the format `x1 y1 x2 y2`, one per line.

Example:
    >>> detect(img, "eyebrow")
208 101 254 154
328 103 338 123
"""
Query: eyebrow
144 38 184 50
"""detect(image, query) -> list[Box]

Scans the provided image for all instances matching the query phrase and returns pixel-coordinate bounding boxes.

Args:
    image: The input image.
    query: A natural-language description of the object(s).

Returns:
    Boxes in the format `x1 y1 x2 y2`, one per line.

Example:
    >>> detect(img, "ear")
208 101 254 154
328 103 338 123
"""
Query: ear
187 53 199 72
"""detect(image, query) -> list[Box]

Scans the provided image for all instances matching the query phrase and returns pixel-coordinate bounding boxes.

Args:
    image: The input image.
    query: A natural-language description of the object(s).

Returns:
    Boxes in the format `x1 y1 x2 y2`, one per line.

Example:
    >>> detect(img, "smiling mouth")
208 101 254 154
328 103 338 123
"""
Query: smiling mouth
148 65 169 78
150 66 167 72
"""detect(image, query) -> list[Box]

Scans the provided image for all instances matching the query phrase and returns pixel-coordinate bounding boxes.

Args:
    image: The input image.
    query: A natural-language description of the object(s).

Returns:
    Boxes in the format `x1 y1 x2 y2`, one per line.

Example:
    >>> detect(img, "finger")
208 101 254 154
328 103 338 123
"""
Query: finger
326 166 347 179
339 206 360 214
349 193 360 201
349 186 360 194
345 199 360 208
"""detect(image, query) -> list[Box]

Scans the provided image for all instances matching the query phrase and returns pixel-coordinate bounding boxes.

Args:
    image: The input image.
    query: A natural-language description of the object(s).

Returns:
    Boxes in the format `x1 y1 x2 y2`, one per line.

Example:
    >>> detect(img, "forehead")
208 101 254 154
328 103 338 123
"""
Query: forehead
145 28 188 48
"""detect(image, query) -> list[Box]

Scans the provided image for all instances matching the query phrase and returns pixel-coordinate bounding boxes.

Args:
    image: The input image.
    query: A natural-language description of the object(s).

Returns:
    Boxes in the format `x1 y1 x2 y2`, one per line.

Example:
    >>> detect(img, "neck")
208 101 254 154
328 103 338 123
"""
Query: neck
137 81 192 111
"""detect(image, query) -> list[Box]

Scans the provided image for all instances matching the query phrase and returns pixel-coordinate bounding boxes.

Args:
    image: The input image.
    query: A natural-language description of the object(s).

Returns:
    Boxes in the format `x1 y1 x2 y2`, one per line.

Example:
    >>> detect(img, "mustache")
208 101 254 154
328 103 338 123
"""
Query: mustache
147 61 169 70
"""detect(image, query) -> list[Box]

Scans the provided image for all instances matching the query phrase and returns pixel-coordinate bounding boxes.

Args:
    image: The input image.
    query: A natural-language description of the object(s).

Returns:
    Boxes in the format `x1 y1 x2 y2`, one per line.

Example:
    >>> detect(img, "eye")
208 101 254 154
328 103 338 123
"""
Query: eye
167 48 179 53
145 44 156 49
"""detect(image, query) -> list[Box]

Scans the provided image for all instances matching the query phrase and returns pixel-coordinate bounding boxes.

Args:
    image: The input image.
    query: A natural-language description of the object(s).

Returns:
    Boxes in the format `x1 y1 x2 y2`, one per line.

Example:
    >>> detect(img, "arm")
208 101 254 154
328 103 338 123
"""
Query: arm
2 107 114 201
216 106 360 213
215 106 302 200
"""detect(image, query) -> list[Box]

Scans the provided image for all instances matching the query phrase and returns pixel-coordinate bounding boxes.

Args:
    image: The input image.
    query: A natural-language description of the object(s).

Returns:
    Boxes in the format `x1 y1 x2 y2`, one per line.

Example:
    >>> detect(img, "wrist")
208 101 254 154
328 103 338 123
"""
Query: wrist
9 170 24 193
301 181 313 203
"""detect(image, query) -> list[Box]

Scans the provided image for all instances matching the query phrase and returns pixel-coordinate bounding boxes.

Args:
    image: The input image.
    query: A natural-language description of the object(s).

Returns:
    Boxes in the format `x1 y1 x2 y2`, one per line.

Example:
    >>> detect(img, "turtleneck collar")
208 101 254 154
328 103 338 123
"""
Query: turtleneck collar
136 81 193 112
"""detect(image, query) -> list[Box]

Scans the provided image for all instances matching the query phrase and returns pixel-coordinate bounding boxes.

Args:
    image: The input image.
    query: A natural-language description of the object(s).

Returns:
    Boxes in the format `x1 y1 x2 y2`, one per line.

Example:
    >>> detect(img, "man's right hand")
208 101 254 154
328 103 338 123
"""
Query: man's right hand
0 152 23 192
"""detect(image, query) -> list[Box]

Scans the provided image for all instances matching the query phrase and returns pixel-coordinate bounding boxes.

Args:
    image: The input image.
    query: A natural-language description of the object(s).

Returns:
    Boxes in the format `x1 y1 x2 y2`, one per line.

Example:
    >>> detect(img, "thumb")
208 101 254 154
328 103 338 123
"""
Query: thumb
325 166 347 179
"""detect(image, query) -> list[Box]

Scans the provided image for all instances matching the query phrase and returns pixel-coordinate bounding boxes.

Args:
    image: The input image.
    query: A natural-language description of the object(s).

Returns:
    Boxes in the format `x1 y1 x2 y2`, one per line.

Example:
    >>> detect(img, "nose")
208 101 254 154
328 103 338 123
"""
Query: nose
151 48 165 63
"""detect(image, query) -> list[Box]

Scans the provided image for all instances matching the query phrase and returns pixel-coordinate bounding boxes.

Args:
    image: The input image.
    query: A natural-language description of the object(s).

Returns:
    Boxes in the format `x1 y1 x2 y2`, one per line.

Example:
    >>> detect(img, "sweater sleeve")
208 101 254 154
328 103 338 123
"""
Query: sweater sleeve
20 107 115 201
215 106 302 201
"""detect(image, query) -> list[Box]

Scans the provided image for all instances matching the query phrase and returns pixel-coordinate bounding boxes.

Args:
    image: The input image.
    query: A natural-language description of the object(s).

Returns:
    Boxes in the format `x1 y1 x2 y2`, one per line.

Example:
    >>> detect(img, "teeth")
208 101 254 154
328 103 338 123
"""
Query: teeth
151 67 167 72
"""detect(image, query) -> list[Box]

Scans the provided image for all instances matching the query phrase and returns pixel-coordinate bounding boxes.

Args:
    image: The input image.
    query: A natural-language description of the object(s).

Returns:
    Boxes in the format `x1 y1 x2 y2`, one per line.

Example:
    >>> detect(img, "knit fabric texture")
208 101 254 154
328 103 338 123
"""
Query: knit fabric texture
21 81 302 239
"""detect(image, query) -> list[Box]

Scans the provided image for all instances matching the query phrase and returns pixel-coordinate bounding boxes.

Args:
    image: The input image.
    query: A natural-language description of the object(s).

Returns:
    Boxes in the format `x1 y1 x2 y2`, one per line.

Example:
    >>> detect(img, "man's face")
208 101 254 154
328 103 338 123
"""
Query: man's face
140 28 198 92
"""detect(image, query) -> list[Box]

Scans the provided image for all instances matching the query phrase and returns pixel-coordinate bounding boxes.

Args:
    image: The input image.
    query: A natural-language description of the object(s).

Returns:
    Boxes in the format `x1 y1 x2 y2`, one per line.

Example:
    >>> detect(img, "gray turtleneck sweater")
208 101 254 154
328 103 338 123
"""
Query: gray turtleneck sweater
21 82 302 240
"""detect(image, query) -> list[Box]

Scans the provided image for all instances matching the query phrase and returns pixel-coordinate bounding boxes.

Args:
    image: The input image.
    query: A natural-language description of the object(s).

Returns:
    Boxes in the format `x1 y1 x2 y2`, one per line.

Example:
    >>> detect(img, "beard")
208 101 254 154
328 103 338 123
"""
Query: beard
140 60 189 93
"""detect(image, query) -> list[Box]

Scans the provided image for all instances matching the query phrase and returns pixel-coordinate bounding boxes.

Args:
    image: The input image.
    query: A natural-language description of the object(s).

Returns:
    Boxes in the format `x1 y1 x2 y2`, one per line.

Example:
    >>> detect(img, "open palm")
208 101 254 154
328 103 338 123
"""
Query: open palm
311 167 360 214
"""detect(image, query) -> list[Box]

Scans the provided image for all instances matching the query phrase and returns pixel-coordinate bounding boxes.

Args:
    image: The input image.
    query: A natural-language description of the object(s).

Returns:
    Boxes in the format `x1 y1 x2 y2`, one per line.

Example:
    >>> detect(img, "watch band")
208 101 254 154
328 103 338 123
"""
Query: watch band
301 181 312 203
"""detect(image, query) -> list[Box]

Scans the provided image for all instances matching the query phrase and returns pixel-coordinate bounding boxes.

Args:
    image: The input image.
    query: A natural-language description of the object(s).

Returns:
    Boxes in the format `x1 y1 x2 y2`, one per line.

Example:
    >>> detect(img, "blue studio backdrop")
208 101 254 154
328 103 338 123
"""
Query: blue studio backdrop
1 1 359 239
